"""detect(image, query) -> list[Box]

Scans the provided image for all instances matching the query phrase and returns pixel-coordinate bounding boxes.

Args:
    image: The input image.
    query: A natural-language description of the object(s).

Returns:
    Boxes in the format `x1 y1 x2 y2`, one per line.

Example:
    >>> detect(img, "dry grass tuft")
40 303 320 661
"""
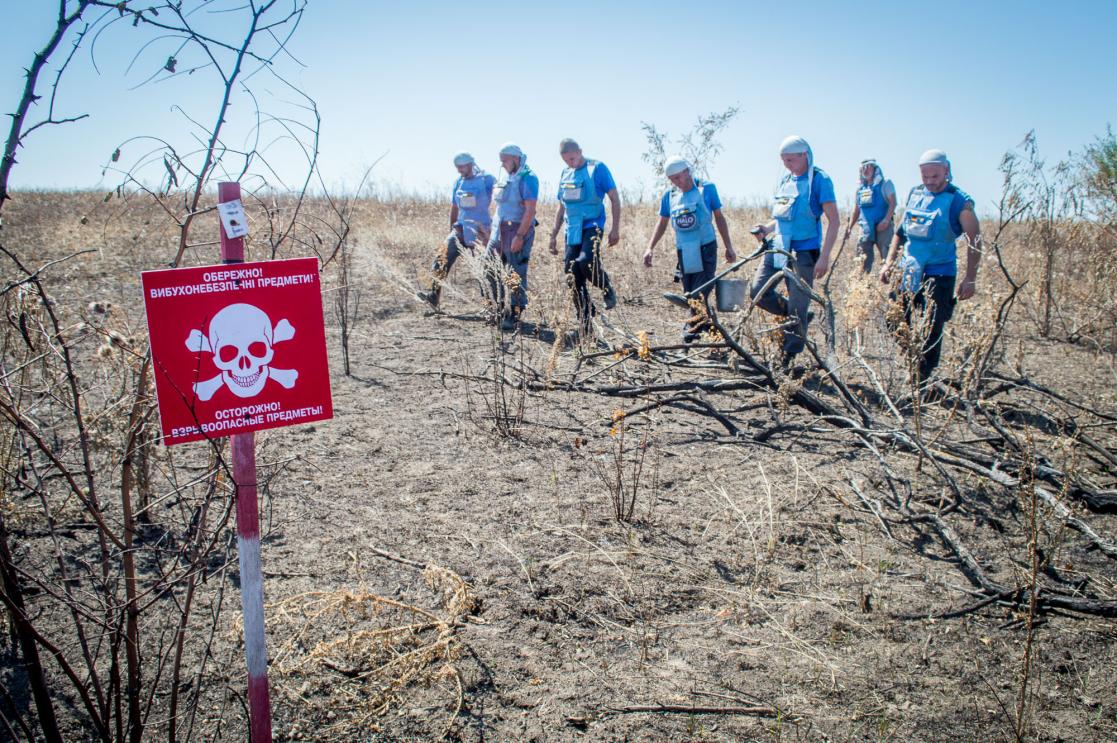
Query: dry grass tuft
264 564 474 740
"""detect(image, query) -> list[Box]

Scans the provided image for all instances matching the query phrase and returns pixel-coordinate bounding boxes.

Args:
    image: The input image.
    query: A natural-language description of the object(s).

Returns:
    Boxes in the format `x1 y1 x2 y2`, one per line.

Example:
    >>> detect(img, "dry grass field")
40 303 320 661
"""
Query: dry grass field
1 189 1115 742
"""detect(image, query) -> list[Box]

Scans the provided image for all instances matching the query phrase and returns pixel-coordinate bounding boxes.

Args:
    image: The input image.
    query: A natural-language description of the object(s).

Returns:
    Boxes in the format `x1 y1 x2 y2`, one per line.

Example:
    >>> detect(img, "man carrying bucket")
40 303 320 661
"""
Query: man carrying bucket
548 138 621 335
417 152 496 308
750 135 839 371
643 156 736 342
879 149 980 385
486 142 539 331
843 159 896 274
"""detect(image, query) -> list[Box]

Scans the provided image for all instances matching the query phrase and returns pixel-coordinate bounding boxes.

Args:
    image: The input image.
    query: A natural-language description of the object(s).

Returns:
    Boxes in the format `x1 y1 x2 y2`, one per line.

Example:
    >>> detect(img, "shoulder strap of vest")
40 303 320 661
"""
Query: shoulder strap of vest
810 168 826 216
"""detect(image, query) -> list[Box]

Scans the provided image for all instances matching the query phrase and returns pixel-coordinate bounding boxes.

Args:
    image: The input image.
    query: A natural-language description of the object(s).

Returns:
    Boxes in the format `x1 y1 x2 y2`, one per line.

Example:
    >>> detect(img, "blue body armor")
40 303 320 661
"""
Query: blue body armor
857 180 890 232
559 160 606 245
770 168 824 266
669 181 717 274
454 173 493 245
495 165 532 223
898 184 967 291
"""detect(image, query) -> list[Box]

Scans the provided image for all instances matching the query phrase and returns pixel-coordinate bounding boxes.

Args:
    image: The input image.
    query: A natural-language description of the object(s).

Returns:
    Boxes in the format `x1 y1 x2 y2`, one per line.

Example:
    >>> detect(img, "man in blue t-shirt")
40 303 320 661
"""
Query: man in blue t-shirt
418 152 496 308
548 138 622 334
879 149 981 385
485 142 540 331
751 135 840 372
643 156 736 342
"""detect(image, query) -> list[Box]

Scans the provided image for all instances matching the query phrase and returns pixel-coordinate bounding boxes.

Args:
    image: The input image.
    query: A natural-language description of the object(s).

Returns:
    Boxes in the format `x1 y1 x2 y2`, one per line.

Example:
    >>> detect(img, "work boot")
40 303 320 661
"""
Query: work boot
780 350 805 379
603 285 618 310
501 311 520 333
416 286 440 308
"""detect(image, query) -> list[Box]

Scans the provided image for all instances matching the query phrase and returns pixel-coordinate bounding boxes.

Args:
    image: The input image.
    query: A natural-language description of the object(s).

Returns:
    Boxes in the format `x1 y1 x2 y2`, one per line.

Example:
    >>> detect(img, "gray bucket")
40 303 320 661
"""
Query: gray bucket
715 278 746 312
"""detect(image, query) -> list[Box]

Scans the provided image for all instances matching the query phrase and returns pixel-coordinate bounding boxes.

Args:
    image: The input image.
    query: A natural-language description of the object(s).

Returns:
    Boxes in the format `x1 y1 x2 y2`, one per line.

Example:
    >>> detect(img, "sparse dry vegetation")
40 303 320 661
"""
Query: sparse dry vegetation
4 178 1115 740
2 9 1116 739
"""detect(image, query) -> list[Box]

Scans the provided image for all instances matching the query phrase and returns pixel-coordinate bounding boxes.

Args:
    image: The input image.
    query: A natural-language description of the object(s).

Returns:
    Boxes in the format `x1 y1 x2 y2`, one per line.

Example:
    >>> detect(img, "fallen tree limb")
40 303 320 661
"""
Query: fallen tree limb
983 372 1117 422
605 703 789 719
892 588 1022 621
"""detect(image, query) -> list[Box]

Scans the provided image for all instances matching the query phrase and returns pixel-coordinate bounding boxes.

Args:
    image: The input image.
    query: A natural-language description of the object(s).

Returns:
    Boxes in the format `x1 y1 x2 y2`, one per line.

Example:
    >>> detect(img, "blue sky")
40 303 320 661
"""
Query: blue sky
2 1 1115 211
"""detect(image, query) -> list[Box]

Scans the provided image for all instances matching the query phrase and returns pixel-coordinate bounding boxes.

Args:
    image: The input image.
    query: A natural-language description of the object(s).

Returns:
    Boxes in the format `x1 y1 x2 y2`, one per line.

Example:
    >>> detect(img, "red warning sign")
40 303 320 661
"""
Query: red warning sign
141 257 333 446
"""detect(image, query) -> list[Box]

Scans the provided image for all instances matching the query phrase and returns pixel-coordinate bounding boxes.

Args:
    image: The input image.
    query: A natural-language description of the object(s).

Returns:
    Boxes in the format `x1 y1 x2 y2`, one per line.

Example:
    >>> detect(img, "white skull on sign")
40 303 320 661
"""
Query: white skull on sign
185 303 299 400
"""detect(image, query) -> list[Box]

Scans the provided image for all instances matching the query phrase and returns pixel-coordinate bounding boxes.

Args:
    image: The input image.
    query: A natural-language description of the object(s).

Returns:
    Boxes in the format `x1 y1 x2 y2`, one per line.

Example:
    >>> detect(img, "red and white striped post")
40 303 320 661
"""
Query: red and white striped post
217 181 273 743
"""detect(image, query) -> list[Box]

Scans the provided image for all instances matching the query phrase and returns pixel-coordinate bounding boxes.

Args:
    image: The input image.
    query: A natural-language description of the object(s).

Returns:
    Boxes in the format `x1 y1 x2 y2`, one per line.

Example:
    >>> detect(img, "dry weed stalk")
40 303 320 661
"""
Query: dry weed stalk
585 410 658 522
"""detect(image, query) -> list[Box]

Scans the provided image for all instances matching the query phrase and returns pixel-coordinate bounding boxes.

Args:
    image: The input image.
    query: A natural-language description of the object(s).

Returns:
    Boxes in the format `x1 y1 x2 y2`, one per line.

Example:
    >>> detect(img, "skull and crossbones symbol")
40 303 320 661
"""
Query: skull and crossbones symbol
185 303 298 401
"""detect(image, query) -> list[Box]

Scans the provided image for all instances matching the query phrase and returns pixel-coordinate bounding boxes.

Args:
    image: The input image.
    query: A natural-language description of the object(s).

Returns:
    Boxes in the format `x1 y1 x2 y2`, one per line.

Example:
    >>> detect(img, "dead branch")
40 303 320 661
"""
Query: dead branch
606 703 790 719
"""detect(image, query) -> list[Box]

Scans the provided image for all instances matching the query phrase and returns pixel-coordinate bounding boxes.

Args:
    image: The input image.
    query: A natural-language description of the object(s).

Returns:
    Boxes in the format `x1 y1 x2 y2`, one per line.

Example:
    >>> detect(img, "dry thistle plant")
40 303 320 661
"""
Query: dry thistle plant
636 329 653 361
430 236 453 288
775 377 802 413
842 272 882 337
762 322 786 367
944 288 1005 396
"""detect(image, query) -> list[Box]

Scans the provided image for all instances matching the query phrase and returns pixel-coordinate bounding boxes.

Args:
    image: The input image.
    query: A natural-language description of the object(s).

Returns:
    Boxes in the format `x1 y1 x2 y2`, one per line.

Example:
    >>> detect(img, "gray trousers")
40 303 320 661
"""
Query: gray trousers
486 221 534 312
749 249 818 355
857 224 894 273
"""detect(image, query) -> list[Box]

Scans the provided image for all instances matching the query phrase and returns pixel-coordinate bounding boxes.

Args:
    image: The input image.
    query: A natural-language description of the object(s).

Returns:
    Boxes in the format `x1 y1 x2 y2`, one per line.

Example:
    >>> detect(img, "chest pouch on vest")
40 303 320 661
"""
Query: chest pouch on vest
561 184 583 202
457 191 478 209
673 208 698 231
898 252 924 293
904 208 938 240
494 183 506 202
772 195 796 221
858 188 874 206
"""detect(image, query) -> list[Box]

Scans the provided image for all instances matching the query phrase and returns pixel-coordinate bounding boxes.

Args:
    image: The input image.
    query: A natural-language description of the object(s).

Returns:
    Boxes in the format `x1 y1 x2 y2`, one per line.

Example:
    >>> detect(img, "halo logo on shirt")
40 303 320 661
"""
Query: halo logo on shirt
674 211 697 230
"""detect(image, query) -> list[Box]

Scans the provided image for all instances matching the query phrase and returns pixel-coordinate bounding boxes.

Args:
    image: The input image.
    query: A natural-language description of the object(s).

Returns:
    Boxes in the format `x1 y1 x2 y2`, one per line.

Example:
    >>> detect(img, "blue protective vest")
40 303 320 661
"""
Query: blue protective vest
495 165 533 223
559 160 606 245
454 173 493 245
669 181 717 274
901 184 964 275
857 180 890 231
770 168 824 266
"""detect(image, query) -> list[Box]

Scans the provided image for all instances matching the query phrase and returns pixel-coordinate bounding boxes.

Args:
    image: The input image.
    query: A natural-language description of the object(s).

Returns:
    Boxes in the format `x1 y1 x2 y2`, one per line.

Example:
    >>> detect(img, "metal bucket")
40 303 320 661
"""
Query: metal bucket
715 278 746 312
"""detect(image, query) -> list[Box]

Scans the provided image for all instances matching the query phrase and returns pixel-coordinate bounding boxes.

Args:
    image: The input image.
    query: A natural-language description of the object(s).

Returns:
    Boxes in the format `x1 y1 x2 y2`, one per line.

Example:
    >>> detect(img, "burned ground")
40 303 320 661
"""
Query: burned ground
1 192 1115 741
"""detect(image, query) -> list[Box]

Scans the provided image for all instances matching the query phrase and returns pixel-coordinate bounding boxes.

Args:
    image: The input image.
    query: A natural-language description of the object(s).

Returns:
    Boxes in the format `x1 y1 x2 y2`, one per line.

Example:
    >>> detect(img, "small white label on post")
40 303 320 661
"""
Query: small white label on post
218 199 249 239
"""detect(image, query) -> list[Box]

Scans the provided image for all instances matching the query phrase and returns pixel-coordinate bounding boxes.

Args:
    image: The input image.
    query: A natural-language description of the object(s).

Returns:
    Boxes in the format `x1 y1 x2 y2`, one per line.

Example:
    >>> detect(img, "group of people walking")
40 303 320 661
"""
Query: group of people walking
417 139 618 335
417 135 981 385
